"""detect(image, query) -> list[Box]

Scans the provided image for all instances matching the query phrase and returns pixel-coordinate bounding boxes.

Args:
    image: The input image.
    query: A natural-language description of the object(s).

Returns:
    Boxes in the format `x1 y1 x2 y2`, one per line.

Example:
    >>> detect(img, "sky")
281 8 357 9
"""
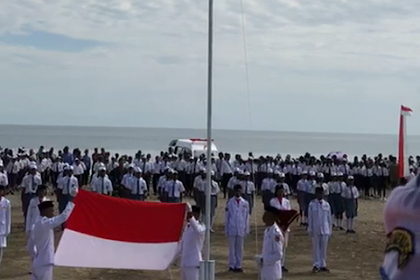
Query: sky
0 0 419 134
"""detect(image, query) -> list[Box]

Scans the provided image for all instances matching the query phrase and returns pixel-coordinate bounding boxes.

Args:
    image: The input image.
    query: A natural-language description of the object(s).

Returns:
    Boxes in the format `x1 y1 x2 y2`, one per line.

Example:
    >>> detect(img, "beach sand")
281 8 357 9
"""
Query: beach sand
1 194 385 280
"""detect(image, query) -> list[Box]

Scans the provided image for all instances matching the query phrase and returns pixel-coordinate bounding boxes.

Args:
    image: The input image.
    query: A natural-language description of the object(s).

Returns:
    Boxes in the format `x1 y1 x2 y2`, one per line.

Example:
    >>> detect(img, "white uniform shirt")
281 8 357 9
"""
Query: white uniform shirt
57 175 79 196
225 196 249 237
0 196 11 239
28 202 74 268
72 163 85 176
308 199 332 236
227 176 239 190
193 176 205 192
221 160 233 175
157 175 167 192
177 217 205 267
164 180 185 198
91 176 113 195
121 173 134 189
259 224 283 280
240 180 256 195
129 177 147 195
261 178 276 193
341 185 360 199
25 196 49 233
269 197 291 211
21 174 42 194
0 172 8 187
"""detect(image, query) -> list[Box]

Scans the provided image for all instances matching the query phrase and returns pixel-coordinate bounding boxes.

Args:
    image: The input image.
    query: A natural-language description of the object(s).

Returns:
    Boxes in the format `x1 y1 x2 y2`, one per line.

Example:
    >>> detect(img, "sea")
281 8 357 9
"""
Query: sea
1 124 420 159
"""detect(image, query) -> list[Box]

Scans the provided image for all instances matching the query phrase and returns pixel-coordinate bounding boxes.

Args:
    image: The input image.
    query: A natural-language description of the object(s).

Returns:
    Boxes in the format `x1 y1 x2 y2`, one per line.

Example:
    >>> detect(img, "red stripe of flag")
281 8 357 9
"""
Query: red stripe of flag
66 190 186 243
401 105 412 113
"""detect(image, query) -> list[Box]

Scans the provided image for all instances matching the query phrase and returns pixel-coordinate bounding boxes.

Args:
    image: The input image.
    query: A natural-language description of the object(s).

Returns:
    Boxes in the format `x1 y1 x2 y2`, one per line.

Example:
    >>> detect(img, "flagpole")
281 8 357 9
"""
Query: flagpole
200 0 215 278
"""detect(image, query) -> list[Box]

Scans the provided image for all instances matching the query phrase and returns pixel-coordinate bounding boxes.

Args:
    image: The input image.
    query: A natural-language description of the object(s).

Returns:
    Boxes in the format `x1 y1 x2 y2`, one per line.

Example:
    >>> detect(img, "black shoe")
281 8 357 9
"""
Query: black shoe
339 227 344 231
234 268 244 273
320 267 330 272
282 266 289 273
228 267 235 272
346 230 350 234
312 266 320 273
351 230 356 234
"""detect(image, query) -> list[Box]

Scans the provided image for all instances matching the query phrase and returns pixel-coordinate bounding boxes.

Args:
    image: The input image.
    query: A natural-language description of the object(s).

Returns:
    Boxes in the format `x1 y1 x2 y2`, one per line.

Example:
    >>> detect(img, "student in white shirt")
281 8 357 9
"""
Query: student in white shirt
164 170 186 203
308 187 332 273
0 185 11 272
28 200 74 280
129 167 147 200
225 185 249 272
342 176 359 233
174 204 206 280
21 164 42 224
91 167 113 196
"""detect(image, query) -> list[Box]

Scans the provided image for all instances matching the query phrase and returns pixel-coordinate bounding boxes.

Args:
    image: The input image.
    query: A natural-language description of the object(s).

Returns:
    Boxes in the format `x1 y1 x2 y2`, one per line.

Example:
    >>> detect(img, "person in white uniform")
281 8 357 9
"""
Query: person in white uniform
225 185 250 272
21 164 42 224
0 185 11 273
174 204 206 280
308 187 332 273
255 206 284 280
91 166 113 196
269 185 292 273
28 200 74 280
128 167 147 200
26 185 49 234
380 174 420 280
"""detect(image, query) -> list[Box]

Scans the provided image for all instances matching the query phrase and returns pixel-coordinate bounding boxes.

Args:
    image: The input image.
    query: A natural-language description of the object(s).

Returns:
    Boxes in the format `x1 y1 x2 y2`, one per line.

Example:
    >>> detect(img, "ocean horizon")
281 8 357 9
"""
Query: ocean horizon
0 124 419 158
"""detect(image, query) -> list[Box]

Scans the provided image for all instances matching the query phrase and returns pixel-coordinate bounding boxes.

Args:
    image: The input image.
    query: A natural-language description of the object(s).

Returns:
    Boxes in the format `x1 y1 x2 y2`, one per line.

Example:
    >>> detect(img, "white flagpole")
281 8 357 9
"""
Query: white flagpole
200 0 215 278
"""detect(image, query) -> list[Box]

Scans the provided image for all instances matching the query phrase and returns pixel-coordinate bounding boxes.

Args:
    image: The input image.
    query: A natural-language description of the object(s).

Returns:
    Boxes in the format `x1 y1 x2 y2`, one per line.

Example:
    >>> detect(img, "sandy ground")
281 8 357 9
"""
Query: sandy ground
1 193 386 280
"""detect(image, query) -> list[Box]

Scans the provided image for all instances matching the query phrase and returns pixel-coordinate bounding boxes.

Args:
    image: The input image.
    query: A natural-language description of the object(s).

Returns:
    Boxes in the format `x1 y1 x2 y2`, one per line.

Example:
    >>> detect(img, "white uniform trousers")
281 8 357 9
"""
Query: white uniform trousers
228 235 244 269
32 265 53 280
181 266 199 280
282 231 289 266
312 235 329 268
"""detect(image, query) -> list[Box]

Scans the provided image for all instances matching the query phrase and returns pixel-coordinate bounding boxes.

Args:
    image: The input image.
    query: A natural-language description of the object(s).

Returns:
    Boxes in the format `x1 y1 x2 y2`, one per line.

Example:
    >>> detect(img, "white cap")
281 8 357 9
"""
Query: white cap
348 175 354 180
128 163 135 169
381 175 420 278
234 168 241 173
337 172 343 176
210 170 215 176
274 170 281 175
331 172 337 176
99 166 107 172
29 164 37 170
302 170 308 175
267 168 273 173
309 171 316 176
317 173 324 178
66 165 74 171
279 172 285 178
134 167 142 173
244 171 250 176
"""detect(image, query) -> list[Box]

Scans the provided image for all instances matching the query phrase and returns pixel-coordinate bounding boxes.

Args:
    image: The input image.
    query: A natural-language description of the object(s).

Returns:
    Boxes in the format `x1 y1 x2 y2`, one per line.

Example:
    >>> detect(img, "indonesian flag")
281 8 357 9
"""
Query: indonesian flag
398 105 413 178
54 190 186 270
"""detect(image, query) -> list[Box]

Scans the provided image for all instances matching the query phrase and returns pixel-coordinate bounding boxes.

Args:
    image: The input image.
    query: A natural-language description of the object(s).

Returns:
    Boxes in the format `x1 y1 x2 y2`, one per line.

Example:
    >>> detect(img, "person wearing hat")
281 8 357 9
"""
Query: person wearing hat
296 171 309 226
152 156 163 195
225 184 249 272
334 172 345 230
91 166 114 196
316 173 329 197
25 185 49 234
21 164 42 225
327 173 337 227
120 163 135 198
341 176 359 233
240 171 256 214
6 155 20 193
308 187 332 273
164 170 185 203
227 169 241 199
380 175 420 280
203 170 220 232
261 169 276 208
57 165 79 216
255 206 284 280
28 200 74 280
174 204 205 280
277 173 291 198
193 169 206 209
220 153 234 199
128 167 147 200
0 185 11 271
90 162 108 186
157 167 170 202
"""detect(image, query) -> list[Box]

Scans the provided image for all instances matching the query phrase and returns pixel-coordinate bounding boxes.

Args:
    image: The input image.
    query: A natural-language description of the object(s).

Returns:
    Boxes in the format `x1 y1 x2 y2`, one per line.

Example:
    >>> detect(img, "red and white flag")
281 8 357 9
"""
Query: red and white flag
398 105 413 178
55 190 186 270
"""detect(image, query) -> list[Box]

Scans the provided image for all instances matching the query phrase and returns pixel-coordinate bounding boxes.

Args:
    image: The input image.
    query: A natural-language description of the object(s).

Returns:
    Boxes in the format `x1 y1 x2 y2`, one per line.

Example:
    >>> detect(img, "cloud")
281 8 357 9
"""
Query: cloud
0 0 419 133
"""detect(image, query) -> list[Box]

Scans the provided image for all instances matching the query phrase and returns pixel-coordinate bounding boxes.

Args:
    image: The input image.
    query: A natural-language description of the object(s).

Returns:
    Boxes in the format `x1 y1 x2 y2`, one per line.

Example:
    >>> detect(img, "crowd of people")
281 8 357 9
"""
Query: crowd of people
0 145 416 279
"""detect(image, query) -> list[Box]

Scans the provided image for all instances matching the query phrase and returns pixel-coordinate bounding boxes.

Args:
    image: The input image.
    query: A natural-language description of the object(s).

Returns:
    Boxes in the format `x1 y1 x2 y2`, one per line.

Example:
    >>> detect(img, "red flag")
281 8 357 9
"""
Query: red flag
55 190 185 270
